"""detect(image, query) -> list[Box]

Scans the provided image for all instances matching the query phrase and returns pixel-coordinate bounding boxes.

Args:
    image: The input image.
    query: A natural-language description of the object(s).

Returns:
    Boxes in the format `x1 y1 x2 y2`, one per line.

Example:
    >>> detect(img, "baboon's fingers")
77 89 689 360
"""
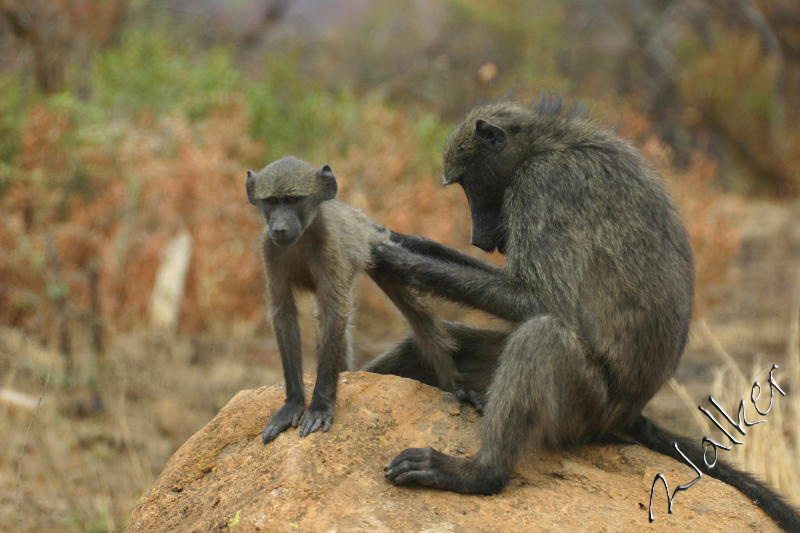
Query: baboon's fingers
454 389 485 414
384 447 471 490
298 416 314 437
307 417 322 434
291 412 302 427
262 401 305 444
297 414 308 434
299 410 332 437
385 458 431 481
311 417 324 434
390 470 438 487
261 422 288 444
385 447 433 472
371 243 419 283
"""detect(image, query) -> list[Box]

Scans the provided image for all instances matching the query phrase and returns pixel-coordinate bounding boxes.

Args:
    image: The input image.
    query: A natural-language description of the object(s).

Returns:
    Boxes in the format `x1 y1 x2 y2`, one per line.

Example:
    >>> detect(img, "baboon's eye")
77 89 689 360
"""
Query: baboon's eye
285 196 303 204
265 197 279 205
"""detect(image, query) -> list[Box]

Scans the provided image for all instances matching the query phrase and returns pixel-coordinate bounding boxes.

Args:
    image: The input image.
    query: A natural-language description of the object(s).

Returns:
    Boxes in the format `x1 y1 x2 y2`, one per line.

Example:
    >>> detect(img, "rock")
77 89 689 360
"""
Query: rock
129 372 779 532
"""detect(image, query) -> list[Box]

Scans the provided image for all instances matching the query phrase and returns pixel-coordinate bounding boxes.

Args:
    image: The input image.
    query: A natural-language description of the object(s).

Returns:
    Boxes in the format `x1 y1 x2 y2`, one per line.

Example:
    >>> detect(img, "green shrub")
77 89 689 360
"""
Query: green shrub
92 29 240 120
0 74 27 196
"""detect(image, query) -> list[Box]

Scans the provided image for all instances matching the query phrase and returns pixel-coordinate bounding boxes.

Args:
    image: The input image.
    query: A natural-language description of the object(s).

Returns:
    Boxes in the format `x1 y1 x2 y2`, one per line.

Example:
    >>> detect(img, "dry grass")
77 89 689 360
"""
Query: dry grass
669 268 800 507
0 326 286 532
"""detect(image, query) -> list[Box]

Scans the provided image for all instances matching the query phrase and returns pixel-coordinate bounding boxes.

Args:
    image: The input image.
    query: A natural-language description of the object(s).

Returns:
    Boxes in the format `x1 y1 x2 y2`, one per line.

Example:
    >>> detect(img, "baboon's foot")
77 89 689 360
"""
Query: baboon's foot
455 389 485 414
261 400 305 444
384 447 506 494
298 403 334 437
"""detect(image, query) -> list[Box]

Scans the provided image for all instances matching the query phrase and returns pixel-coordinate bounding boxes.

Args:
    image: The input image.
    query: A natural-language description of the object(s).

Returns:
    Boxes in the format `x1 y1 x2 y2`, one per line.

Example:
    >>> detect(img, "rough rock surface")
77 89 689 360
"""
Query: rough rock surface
129 372 778 532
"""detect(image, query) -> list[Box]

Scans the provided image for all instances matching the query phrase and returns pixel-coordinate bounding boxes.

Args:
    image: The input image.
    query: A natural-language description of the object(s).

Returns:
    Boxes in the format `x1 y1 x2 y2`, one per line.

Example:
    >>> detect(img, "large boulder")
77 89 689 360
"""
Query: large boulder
129 372 778 532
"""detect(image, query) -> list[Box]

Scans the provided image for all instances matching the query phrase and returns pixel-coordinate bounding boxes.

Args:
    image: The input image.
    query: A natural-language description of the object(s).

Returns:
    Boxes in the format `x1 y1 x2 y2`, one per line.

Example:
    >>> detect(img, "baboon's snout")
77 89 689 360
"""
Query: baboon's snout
268 216 301 247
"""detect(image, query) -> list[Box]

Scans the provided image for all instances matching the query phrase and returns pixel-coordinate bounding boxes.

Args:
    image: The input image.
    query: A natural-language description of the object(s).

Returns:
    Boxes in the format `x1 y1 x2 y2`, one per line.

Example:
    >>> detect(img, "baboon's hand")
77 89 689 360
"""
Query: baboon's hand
371 242 421 283
455 389 485 414
298 405 334 437
384 447 470 492
389 231 417 247
385 447 505 494
389 231 440 250
371 222 388 233
261 401 305 444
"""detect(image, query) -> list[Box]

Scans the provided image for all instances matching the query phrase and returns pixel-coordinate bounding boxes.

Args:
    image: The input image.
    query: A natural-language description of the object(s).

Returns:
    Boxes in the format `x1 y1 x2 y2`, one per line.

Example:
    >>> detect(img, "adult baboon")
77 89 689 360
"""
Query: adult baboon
247 157 462 444
367 98 799 530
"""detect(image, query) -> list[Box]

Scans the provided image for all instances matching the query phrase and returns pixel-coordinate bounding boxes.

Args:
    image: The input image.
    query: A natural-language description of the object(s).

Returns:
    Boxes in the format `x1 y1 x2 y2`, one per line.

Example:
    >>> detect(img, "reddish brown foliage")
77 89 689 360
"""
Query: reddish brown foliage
0 99 739 343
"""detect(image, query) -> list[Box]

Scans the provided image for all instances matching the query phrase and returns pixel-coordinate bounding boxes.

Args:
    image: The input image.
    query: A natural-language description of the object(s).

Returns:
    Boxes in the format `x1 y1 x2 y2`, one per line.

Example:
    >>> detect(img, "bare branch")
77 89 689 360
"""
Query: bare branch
15 368 51 533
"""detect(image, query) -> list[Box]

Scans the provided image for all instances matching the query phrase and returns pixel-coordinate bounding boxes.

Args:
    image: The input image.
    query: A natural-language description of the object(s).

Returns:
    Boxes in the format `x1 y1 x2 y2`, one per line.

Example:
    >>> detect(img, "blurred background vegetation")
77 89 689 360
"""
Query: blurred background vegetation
0 0 798 531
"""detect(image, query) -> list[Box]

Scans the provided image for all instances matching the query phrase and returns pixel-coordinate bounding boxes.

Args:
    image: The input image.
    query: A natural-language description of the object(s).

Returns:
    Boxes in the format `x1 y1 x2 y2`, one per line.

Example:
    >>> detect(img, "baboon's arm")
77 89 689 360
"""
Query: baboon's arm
269 279 304 404
262 274 306 444
298 281 352 437
389 231 500 274
372 243 538 323
369 276 461 392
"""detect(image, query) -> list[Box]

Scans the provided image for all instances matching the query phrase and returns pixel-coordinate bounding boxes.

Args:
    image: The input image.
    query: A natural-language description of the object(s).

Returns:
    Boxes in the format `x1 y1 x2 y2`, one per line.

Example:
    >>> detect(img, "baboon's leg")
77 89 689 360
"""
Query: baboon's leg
363 321 507 399
298 291 352 437
262 281 306 444
362 332 440 386
385 315 608 494
371 279 460 392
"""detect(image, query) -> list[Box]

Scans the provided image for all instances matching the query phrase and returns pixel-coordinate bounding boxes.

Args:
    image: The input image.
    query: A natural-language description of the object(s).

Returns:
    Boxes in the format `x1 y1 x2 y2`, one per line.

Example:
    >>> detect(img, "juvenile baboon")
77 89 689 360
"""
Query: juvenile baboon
367 98 799 529
247 156 463 444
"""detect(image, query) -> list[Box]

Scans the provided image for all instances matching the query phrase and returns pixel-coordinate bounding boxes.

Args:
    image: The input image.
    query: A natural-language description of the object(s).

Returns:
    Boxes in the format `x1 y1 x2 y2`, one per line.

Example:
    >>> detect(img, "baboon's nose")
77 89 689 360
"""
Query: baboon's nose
271 223 290 238
270 226 296 247
471 235 496 253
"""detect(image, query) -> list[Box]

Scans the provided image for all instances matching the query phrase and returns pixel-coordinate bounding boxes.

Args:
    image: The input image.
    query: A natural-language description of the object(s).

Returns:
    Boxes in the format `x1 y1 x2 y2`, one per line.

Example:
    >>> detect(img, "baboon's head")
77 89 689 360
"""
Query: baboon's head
441 103 527 254
246 156 338 247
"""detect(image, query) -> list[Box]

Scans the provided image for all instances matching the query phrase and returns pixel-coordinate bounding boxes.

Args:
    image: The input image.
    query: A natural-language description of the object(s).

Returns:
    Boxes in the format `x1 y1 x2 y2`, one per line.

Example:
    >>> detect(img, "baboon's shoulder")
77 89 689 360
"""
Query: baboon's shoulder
316 201 389 266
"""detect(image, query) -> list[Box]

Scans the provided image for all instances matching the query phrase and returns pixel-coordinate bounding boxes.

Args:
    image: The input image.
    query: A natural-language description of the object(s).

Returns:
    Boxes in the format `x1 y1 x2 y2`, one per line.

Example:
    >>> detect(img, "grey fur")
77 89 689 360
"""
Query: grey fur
249 157 462 444
369 99 694 493
370 102 800 529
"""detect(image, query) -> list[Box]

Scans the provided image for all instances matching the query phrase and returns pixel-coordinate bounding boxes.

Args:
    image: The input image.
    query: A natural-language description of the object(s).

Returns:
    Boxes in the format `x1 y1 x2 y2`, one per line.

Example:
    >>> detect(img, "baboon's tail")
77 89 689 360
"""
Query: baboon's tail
626 414 800 531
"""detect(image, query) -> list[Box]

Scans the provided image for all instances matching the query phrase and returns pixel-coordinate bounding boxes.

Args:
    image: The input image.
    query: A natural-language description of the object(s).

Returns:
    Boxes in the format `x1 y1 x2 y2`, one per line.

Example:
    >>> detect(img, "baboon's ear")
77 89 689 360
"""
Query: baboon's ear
246 170 257 205
318 164 338 200
475 119 507 152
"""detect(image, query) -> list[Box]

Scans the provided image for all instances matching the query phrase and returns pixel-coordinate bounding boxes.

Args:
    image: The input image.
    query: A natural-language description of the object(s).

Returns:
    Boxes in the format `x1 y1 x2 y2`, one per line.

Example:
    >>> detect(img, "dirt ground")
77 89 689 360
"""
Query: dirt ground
2 199 799 532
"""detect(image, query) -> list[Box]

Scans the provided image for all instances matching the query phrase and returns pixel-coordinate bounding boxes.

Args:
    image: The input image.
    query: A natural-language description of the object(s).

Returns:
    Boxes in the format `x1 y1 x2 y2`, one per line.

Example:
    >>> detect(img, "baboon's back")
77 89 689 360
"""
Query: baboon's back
493 109 693 419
